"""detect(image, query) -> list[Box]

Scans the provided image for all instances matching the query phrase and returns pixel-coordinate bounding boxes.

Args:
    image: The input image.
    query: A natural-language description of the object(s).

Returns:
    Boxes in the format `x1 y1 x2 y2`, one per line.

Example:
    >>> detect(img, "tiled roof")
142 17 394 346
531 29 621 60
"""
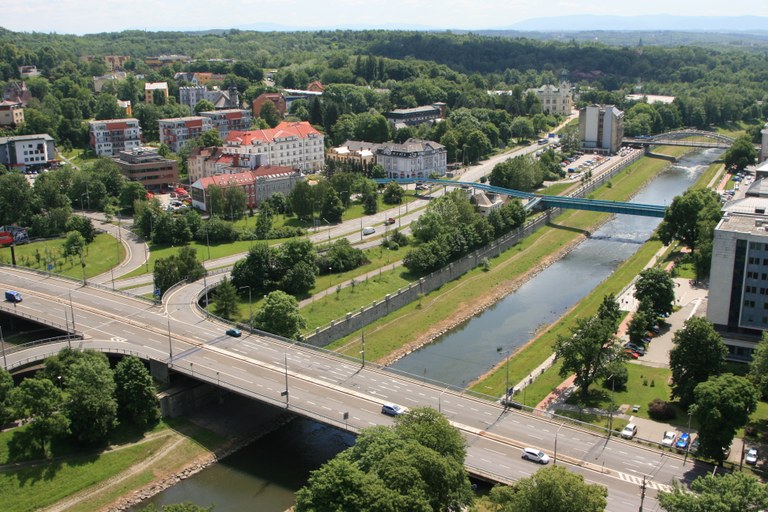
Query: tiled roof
226 121 321 145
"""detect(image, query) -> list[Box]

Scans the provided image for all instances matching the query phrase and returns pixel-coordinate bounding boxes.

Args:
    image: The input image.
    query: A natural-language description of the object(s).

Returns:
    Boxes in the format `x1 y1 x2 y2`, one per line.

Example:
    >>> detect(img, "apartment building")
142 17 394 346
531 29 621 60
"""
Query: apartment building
0 134 56 171
89 118 142 157
0 100 24 127
224 121 324 172
158 116 214 153
526 83 573 116
187 146 267 184
252 93 287 117
144 82 169 104
113 146 179 190
199 109 253 139
190 166 303 212
178 85 239 113
579 104 624 155
385 103 446 129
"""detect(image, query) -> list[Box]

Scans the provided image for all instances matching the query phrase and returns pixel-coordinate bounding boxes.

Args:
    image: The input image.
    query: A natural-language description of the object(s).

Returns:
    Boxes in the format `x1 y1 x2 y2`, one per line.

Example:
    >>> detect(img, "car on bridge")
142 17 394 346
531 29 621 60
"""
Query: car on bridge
381 403 407 416
225 328 242 337
522 447 550 464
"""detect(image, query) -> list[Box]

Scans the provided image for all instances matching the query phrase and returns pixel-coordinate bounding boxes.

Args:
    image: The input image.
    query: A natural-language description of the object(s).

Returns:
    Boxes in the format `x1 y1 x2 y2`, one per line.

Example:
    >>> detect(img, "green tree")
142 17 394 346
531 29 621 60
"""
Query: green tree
627 301 655 345
658 188 722 254
13 377 70 457
596 293 621 330
658 471 768 511
231 242 275 295
363 191 378 215
65 215 96 243
693 374 758 464
489 465 607 512
633 268 676 317
724 135 757 170
194 99 216 115
259 100 282 128
320 188 344 224
510 116 535 141
0 368 15 426
62 230 86 257
254 206 272 240
65 353 118 444
120 181 147 213
213 276 239 320
114 356 160 429
555 316 622 399
198 129 223 148
749 331 768 399
394 407 466 463
253 290 306 339
382 181 404 205
289 180 315 222
153 247 205 296
669 317 727 407
0 172 37 226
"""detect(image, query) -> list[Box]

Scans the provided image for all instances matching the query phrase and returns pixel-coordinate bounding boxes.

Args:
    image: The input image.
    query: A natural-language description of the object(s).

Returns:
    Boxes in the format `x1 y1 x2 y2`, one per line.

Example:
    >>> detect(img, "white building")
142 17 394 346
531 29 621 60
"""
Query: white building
0 134 56 170
223 121 324 172
89 118 142 157
376 138 447 180
579 104 624 155
158 116 214 153
527 83 573 116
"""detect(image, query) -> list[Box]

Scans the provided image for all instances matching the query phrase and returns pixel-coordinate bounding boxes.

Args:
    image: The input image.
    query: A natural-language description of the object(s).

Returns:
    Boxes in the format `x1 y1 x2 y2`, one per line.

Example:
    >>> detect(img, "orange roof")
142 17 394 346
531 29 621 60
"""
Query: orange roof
226 121 321 145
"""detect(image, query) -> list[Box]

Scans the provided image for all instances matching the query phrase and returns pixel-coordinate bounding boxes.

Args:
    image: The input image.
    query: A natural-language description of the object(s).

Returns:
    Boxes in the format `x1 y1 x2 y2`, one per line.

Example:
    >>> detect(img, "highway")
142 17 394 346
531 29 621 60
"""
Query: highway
1 265 713 511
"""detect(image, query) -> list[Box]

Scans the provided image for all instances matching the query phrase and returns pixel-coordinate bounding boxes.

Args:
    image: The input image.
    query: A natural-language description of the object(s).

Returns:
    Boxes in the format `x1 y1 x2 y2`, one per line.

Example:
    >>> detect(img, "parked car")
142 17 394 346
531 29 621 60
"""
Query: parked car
381 403 407 416
675 432 690 451
689 436 699 453
746 447 759 465
624 349 640 359
225 328 242 337
621 423 638 439
522 447 550 464
662 431 677 447
625 342 645 356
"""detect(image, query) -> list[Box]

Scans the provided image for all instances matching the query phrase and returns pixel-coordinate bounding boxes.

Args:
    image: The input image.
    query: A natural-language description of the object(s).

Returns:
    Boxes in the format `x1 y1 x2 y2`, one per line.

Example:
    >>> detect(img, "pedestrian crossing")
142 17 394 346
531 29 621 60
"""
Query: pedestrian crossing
616 471 673 493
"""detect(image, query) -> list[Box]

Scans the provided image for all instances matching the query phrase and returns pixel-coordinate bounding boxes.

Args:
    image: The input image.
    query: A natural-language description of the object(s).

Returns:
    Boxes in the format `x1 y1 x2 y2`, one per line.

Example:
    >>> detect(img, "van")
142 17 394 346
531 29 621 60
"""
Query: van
5 290 22 303
363 226 376 235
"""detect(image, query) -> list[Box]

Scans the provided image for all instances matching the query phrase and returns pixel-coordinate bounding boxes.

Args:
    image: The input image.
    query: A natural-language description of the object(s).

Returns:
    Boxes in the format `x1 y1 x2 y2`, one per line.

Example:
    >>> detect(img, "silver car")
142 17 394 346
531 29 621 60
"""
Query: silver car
522 447 550 464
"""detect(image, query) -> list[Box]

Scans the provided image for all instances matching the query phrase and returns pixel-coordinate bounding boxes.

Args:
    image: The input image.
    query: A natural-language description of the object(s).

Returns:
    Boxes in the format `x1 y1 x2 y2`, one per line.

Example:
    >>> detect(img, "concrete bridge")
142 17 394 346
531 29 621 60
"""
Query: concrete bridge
623 129 735 150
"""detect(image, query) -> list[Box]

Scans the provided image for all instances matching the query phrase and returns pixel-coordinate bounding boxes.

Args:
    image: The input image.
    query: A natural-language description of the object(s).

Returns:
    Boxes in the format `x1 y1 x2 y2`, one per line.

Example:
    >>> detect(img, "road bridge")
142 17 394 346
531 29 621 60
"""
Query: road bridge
624 129 735 149
0 266 712 511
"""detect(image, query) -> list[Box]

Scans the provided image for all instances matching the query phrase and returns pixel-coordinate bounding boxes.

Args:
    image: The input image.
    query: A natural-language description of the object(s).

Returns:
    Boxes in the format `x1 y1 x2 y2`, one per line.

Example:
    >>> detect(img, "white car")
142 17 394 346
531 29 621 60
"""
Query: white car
662 431 677 447
621 423 637 439
381 403 407 416
522 447 550 464
746 447 759 465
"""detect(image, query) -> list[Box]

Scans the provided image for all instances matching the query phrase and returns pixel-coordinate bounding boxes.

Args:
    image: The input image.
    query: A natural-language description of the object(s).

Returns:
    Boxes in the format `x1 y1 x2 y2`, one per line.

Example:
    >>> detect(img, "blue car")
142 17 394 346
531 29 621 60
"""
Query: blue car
225 328 242 337
675 432 690 451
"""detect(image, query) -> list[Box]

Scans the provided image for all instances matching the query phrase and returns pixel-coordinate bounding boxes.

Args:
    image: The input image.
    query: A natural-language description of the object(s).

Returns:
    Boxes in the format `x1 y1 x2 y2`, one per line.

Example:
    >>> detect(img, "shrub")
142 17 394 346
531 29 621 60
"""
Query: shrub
647 398 677 421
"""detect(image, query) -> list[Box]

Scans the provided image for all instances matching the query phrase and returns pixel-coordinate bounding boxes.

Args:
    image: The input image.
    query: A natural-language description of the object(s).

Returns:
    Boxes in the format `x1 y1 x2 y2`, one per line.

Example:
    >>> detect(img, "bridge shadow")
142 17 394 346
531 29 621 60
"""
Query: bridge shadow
546 221 592 237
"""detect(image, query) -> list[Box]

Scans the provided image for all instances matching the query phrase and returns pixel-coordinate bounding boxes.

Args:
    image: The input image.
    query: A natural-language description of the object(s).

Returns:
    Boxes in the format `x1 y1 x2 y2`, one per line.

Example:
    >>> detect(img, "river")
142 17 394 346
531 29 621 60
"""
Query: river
133 148 720 511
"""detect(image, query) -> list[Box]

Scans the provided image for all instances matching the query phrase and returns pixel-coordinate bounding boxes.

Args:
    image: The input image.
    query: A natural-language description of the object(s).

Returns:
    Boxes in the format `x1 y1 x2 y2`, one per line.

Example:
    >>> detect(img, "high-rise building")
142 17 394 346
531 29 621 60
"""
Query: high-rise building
579 104 624 155
89 118 142 157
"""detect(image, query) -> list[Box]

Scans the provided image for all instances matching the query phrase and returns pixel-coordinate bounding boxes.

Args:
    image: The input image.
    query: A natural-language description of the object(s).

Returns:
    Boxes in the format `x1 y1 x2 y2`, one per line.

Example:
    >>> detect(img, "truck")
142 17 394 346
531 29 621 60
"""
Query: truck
5 290 22 303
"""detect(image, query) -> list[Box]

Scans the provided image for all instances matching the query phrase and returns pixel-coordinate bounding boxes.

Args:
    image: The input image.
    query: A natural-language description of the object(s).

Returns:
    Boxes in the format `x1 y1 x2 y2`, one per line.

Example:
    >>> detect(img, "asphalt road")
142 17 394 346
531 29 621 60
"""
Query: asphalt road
1 266 714 511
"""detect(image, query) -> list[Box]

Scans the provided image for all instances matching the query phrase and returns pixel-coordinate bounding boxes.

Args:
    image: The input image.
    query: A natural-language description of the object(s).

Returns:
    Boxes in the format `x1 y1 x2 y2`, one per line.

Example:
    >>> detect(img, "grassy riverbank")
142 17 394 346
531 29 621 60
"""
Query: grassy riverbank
326 148 691 372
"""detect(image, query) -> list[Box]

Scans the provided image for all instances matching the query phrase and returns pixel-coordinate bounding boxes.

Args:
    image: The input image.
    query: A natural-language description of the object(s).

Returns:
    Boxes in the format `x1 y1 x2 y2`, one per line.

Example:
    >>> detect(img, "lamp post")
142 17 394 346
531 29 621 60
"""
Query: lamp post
497 347 510 407
438 386 448 414
167 313 173 364
607 374 616 437
554 420 566 465
0 324 7 370
281 352 289 407
68 290 76 333
684 406 696 466
239 285 253 329
361 330 366 368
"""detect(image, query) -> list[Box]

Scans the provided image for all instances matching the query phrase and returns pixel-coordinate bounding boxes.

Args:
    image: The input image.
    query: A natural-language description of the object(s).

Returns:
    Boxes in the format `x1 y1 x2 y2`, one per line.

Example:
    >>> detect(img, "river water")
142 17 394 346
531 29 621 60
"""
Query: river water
134 148 720 511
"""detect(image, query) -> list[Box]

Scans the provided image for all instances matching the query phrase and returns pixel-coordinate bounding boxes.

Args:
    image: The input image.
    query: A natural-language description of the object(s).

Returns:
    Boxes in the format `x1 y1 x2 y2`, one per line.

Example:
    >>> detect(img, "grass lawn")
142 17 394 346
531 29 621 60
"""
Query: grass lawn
1 233 124 280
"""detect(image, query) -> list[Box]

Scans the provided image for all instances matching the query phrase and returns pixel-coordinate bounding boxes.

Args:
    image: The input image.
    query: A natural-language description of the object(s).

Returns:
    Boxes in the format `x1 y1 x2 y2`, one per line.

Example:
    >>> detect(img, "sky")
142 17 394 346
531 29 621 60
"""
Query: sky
2 0 768 35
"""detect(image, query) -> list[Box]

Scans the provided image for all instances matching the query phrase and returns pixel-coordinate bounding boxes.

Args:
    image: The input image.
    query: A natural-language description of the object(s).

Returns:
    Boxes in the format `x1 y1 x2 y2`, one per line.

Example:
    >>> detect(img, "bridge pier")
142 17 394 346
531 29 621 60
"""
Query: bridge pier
150 358 170 384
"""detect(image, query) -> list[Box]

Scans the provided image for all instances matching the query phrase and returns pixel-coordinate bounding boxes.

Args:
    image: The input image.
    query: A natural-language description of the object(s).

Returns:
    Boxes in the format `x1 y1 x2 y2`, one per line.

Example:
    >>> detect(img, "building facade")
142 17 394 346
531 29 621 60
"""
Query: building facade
92 72 127 93
376 139 447 179
112 146 179 190
224 121 325 172
158 116 214 153
144 82 169 104
89 118 142 157
187 146 268 184
199 109 253 139
0 134 56 170
526 83 573 116
326 140 380 169
579 104 624 155
178 85 240 113
252 93 286 118
190 166 303 211
0 100 24 127
385 104 446 129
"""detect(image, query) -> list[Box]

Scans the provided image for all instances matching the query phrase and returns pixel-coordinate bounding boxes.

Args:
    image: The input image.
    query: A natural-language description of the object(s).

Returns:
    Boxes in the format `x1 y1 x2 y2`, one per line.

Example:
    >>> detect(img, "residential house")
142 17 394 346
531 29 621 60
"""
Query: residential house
174 72 227 86
579 104 624 155
526 83 573 116
3 81 33 106
117 99 132 117
327 140 380 169
18 66 41 78
252 93 286 118
224 121 324 172
178 85 239 113
93 72 127 93
144 82 169 104
187 146 267 184
113 146 179 190
307 81 326 93
472 191 504 215
0 100 24 128
0 134 56 171
145 55 192 68
158 116 214 153
89 118 142 157
82 55 130 71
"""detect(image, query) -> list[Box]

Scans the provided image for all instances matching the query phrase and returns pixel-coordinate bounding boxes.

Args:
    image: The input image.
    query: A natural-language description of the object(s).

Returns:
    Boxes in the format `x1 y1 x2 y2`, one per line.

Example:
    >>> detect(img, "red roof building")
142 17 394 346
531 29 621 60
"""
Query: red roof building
224 121 324 172
190 166 303 212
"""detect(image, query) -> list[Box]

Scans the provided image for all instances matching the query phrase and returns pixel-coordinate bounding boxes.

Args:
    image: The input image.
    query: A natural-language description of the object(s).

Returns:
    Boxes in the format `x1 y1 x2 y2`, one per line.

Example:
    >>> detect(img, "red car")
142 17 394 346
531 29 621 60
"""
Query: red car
624 348 640 359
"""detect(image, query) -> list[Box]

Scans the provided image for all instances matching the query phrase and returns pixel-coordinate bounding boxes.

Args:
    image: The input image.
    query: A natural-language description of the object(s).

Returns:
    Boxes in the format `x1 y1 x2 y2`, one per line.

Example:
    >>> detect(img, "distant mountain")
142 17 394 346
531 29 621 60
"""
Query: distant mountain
507 15 768 32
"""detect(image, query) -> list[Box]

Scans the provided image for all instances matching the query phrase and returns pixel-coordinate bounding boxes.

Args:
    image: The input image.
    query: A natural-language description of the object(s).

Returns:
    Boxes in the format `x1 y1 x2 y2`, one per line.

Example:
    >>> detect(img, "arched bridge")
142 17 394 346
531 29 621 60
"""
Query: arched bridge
624 129 735 149
375 178 667 218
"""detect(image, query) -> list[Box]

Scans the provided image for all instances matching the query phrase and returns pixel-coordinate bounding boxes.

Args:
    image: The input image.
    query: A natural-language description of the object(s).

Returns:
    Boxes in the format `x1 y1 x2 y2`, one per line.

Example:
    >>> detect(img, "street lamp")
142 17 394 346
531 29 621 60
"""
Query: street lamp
554 420 566 465
281 352 289 407
0 324 7 370
167 313 173 364
361 330 366 368
607 374 616 436
497 347 511 407
239 285 253 329
68 290 76 333
684 406 696 466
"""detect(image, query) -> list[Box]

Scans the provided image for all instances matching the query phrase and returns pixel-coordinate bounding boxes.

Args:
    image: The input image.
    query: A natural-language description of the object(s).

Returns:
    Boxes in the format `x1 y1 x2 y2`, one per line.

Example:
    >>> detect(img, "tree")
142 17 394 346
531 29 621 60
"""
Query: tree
633 268 675 317
62 230 86 257
65 215 96 243
114 356 160 429
12 377 70 456
289 180 315 222
693 374 758 463
259 100 281 128
320 188 344 224
658 472 768 511
363 190 378 215
253 290 306 339
658 188 722 253
198 129 223 148
194 99 216 115
0 368 15 426
749 331 768 399
393 407 466 463
510 117 535 141
627 301 655 344
555 316 622 399
254 206 272 240
596 293 621 330
231 242 275 295
120 181 147 213
0 172 38 226
724 135 757 170
65 352 118 444
382 181 404 205
213 276 239 320
669 317 727 407
489 465 607 512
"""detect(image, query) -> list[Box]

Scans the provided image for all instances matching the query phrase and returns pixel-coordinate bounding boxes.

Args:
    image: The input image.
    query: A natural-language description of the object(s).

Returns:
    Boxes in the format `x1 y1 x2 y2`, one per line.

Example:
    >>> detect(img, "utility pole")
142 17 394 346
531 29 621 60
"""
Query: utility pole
361 330 366 367
639 475 647 512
